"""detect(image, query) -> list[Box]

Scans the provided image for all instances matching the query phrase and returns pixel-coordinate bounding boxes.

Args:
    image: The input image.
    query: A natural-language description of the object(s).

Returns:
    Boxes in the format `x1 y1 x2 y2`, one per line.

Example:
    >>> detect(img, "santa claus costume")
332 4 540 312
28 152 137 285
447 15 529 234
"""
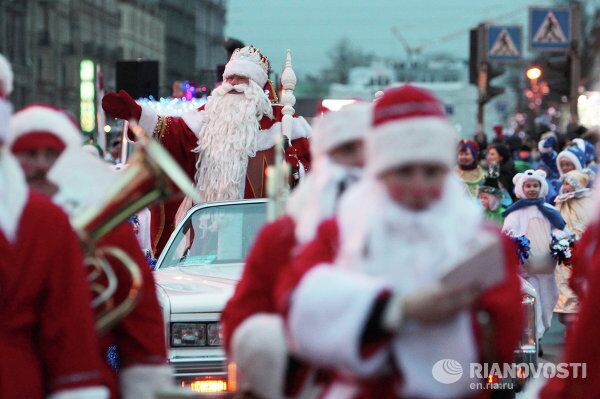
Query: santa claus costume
221 102 371 399
277 85 523 399
8 105 171 399
102 45 311 255
502 170 566 341
0 53 109 399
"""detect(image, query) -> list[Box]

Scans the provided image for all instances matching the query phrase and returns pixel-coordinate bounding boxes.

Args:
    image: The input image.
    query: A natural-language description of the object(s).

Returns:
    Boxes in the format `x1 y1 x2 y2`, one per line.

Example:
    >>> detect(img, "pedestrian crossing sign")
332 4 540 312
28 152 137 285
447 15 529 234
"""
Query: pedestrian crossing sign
529 7 571 51
487 26 522 62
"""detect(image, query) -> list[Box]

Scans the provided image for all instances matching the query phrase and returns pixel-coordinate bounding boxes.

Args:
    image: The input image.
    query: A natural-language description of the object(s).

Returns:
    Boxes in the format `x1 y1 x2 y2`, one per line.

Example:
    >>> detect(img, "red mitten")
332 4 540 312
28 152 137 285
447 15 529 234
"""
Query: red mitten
102 89 142 120
291 137 311 172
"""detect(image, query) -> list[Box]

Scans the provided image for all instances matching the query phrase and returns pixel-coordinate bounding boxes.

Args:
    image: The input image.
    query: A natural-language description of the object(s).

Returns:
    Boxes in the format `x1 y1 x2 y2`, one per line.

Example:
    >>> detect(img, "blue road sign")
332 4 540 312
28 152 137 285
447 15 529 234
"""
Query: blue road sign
530 7 571 51
488 26 522 62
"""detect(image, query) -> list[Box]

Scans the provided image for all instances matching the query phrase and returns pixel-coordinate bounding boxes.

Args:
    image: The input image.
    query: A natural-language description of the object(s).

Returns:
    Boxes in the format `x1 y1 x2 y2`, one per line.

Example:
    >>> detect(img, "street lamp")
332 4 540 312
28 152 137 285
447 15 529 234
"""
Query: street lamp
526 66 542 81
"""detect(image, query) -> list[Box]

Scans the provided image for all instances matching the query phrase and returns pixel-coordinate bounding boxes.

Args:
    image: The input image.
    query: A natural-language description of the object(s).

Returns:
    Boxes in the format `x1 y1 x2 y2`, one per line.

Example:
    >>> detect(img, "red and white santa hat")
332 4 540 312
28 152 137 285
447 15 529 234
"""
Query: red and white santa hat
310 102 372 159
367 85 457 175
223 45 270 87
0 52 13 98
8 104 82 154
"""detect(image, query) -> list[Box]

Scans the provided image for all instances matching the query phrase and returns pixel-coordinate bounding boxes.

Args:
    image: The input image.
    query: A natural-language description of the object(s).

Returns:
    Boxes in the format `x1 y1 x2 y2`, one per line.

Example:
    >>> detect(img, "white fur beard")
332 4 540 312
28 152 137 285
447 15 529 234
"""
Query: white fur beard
194 81 272 202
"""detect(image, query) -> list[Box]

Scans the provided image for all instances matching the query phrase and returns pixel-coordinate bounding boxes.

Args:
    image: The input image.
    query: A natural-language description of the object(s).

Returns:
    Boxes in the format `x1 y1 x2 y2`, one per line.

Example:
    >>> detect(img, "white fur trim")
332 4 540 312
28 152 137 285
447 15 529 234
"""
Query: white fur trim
0 53 13 97
556 150 583 175
513 169 549 199
537 133 556 154
256 117 312 152
8 106 82 149
382 292 405 333
138 105 159 138
367 116 457 176
118 365 174 399
311 103 371 158
180 108 206 140
47 387 109 399
0 98 12 142
0 150 28 242
288 265 390 376
231 313 287 399
223 58 268 87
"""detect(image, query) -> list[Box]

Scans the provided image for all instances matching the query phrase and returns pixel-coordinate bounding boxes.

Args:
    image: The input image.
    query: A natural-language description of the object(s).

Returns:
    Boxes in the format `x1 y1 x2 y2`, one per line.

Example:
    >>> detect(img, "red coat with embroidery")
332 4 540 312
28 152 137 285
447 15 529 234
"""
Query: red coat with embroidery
96 222 168 399
0 192 105 398
148 105 311 256
276 219 523 399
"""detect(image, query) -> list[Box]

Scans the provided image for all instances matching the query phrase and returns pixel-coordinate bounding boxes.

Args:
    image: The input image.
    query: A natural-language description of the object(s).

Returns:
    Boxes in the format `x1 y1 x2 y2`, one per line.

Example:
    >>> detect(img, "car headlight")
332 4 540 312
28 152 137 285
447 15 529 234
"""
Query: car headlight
520 294 536 350
171 322 222 347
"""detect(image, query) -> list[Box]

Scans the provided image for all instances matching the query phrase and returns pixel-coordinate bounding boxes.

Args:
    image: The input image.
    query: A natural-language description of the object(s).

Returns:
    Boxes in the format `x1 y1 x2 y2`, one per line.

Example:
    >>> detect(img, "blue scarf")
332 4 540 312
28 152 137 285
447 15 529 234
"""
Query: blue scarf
502 198 566 229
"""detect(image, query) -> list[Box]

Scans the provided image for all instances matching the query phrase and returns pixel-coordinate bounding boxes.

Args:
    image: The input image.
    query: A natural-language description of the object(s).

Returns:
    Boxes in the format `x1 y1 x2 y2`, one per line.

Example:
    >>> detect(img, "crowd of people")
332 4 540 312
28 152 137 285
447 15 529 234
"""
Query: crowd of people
2 39 600 399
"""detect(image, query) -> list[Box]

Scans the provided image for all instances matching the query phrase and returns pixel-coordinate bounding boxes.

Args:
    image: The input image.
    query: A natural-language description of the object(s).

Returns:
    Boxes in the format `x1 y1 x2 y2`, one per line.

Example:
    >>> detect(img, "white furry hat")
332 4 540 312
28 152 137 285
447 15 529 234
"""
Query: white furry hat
310 102 371 159
9 105 82 153
223 46 270 87
0 53 13 98
513 169 548 199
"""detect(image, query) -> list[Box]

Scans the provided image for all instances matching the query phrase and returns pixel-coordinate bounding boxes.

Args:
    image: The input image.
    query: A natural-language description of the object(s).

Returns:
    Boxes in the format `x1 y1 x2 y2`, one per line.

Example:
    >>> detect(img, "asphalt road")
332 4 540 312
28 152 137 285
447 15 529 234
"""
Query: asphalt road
516 313 567 398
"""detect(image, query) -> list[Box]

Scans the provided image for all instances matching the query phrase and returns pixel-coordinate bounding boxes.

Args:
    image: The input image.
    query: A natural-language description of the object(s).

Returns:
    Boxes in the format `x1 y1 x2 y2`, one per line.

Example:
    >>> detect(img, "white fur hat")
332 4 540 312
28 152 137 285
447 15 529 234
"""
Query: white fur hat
513 169 549 199
8 105 82 152
310 102 371 159
0 53 13 98
223 46 270 87
367 85 457 175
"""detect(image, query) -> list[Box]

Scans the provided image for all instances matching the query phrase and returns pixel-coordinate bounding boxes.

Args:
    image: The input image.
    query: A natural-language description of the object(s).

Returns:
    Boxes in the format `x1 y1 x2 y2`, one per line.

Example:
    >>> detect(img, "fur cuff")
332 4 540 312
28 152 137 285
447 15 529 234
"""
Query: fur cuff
119 365 174 399
138 105 159 138
382 292 405 333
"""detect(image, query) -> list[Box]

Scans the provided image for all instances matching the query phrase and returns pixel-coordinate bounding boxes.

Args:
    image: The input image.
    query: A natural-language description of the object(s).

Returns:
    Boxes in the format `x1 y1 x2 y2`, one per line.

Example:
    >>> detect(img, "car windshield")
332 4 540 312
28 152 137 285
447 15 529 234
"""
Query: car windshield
159 202 267 270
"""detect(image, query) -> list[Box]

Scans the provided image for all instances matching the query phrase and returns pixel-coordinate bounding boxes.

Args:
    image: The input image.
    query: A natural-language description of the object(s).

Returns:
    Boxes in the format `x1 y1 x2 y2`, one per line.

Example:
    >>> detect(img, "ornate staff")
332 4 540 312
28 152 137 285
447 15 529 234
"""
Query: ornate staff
266 49 296 221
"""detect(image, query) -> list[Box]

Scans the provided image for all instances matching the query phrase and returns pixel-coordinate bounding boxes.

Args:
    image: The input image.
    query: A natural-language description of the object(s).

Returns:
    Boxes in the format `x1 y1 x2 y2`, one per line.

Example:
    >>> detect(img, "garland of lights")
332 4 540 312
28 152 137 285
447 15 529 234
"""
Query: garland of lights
136 97 207 116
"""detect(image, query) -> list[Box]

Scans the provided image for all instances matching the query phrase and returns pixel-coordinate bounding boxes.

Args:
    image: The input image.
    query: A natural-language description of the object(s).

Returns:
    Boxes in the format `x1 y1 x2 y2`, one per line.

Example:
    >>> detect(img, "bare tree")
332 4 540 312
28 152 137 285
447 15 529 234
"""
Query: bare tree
321 38 374 84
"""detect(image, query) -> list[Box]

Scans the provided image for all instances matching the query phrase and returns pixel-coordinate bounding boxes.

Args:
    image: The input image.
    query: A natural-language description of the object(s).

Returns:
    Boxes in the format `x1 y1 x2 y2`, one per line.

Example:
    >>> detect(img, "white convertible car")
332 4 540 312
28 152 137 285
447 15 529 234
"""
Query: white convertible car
153 198 538 395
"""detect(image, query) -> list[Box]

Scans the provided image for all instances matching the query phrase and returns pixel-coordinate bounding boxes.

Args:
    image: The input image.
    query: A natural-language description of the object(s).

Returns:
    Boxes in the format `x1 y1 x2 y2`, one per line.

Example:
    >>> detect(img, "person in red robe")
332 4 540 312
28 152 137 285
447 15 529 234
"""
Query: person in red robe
276 85 524 398
102 45 311 255
0 53 109 399
221 102 371 398
8 104 171 399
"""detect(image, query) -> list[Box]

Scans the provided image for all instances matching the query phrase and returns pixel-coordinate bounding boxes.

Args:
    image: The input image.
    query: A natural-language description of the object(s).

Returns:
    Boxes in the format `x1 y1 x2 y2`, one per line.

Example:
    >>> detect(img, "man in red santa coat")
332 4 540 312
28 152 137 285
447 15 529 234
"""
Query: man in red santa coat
277 85 524 399
102 45 311 255
0 53 109 399
8 104 171 399
221 102 370 399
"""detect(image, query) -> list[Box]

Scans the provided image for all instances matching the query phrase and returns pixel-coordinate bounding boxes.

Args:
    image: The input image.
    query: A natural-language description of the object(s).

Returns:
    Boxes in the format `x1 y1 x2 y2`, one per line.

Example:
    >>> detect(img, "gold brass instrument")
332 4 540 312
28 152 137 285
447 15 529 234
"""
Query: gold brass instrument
74 123 201 334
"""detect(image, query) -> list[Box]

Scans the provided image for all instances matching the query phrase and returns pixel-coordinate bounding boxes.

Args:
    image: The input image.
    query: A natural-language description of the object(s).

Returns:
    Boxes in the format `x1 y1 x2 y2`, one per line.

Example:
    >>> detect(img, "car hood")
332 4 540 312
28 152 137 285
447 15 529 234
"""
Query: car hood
154 265 241 314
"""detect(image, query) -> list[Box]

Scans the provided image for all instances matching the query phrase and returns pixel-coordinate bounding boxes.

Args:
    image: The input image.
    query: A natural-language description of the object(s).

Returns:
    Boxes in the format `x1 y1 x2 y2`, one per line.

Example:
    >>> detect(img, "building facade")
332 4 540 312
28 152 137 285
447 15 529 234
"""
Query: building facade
0 0 120 126
118 0 166 95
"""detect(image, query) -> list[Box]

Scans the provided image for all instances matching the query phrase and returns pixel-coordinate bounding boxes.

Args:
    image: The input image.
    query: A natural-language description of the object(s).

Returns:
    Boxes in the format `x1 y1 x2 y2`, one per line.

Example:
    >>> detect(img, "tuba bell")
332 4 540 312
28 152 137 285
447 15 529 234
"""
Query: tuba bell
73 123 200 334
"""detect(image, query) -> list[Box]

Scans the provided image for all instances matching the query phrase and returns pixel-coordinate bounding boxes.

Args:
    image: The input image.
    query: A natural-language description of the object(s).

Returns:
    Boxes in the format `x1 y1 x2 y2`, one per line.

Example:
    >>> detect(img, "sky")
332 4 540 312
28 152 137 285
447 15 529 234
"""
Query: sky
224 0 570 77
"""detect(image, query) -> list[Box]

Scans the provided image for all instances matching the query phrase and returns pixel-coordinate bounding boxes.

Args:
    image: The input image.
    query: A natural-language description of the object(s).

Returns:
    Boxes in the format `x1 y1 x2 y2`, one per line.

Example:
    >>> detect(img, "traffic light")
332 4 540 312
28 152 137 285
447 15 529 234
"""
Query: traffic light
540 55 571 99
469 28 479 85
479 62 505 104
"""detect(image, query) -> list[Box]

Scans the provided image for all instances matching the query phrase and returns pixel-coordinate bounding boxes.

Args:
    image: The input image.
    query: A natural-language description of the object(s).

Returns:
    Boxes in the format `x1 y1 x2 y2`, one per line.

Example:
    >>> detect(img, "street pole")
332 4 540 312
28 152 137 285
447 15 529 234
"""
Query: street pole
476 23 488 131
569 0 581 118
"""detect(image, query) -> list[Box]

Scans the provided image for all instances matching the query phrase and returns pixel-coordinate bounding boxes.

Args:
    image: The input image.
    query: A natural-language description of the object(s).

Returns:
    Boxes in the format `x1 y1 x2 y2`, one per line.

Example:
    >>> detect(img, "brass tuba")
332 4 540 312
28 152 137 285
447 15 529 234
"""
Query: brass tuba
73 124 200 334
